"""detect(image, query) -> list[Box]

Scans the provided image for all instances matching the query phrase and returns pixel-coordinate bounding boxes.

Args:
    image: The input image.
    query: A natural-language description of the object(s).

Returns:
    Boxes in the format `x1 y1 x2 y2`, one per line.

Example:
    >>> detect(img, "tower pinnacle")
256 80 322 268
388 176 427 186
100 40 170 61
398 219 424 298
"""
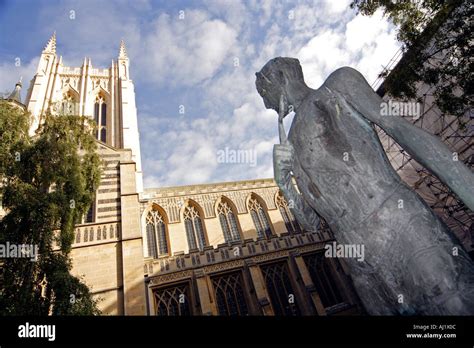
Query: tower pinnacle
43 32 56 54
118 39 128 59
7 77 23 103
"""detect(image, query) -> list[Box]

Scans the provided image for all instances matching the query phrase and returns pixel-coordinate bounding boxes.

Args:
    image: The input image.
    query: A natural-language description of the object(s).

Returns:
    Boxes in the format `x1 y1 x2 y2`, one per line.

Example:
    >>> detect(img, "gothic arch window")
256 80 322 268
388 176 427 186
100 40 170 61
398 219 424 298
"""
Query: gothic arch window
145 208 169 258
154 283 191 316
183 203 207 251
261 261 301 316
61 92 76 115
212 272 249 316
75 229 81 243
84 197 95 223
43 57 50 74
248 194 272 239
100 128 107 142
89 228 94 242
303 253 345 309
276 192 301 234
94 95 107 143
97 227 102 240
84 228 89 242
122 62 127 79
217 198 241 243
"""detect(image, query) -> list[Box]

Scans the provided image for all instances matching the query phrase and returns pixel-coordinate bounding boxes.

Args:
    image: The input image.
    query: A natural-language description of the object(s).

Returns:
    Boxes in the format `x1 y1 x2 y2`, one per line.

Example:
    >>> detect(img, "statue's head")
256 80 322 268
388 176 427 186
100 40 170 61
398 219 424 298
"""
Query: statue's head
255 57 305 113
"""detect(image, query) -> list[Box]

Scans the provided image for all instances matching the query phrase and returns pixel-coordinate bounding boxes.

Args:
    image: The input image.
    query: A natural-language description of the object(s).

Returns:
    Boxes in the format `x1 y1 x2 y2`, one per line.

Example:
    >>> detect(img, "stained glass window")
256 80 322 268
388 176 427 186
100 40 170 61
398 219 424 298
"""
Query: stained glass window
101 103 107 126
145 209 169 258
212 272 249 316
100 128 106 142
248 195 272 239
154 283 191 316
185 219 196 250
94 103 99 124
276 192 301 234
184 204 207 251
84 199 95 223
94 95 107 142
217 200 241 243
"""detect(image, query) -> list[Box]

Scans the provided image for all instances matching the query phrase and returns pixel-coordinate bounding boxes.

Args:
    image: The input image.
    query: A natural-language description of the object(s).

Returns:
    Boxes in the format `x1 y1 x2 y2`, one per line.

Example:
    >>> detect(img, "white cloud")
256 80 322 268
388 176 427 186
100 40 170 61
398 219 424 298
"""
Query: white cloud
255 0 278 27
324 0 352 14
345 9 391 52
297 30 351 88
154 129 218 185
345 10 400 82
140 10 238 86
297 9 400 88
0 57 39 100
204 0 248 33
2 0 402 189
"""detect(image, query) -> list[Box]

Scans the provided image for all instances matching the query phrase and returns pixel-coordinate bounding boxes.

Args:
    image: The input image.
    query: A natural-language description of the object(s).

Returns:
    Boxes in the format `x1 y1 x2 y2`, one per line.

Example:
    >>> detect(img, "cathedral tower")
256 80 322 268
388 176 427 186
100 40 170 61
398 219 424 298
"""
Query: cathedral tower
20 34 147 314
25 33 143 192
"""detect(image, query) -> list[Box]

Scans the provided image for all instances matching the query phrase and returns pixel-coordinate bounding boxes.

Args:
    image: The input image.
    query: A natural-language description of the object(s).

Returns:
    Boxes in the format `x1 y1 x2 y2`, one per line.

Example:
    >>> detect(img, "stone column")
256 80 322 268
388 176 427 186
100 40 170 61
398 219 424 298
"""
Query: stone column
119 161 146 315
194 269 217 315
147 280 155 315
293 253 327 315
245 260 274 315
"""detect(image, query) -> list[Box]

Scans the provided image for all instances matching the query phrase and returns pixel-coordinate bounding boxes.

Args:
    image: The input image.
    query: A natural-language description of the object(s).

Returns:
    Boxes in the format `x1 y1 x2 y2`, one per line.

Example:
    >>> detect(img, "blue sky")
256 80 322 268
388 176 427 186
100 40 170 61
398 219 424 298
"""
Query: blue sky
0 0 400 188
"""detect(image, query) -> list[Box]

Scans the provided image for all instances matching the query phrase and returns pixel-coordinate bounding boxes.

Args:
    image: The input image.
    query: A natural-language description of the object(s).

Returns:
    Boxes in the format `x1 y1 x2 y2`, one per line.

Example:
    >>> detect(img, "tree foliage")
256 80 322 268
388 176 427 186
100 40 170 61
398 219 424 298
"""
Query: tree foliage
0 102 102 315
351 0 473 123
0 102 30 176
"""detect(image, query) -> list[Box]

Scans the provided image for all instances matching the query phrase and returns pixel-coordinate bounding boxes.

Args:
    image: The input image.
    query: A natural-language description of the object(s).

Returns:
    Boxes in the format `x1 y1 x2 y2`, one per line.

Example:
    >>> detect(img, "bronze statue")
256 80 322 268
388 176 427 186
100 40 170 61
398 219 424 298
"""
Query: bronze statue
256 57 474 315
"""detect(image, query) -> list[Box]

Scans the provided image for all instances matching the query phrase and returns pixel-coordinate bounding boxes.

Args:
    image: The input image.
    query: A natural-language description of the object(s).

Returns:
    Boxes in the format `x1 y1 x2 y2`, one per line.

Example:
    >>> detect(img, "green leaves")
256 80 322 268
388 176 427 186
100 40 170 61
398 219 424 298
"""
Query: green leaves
0 104 101 315
0 102 29 177
351 0 472 121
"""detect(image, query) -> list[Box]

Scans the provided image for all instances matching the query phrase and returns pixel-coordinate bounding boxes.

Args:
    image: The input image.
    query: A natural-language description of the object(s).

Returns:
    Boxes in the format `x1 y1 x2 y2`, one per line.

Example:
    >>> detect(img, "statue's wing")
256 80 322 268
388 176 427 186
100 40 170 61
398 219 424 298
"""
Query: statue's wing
323 67 474 211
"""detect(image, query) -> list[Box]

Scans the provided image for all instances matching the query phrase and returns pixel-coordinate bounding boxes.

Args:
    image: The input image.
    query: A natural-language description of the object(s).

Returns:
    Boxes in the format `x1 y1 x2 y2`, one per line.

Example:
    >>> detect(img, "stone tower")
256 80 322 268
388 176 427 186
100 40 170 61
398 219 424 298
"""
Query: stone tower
25 33 143 192
19 34 147 315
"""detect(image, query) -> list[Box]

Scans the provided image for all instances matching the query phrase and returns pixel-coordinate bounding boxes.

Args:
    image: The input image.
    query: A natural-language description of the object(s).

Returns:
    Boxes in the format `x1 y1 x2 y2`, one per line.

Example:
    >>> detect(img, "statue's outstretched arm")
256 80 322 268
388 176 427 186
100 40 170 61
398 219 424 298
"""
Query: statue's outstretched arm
324 67 474 211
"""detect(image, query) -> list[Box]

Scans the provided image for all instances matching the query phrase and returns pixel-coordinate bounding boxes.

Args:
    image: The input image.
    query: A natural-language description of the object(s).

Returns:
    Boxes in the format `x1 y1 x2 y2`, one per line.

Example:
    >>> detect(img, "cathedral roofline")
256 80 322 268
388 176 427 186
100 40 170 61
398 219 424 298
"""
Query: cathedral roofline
142 178 277 199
